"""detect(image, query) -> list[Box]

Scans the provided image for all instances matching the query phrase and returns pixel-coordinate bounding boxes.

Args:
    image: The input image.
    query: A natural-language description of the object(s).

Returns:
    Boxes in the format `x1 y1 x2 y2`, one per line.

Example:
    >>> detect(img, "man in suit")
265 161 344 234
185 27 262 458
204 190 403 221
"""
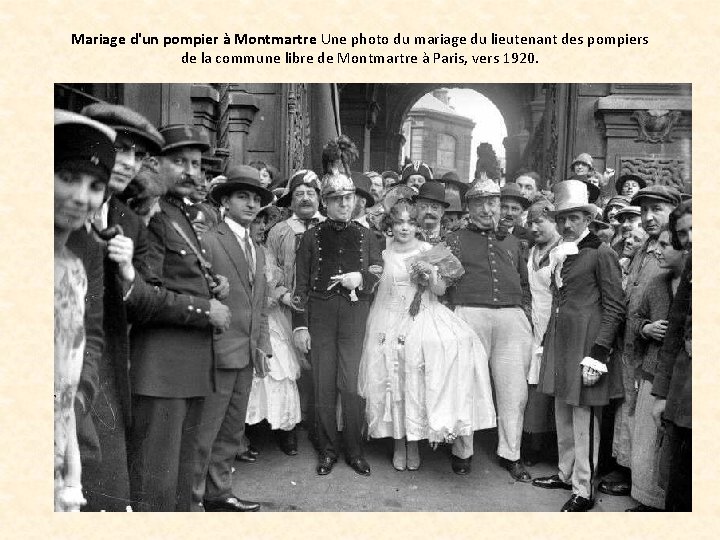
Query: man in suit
413 181 450 245
127 124 232 511
500 182 535 258
191 165 273 512
532 180 626 512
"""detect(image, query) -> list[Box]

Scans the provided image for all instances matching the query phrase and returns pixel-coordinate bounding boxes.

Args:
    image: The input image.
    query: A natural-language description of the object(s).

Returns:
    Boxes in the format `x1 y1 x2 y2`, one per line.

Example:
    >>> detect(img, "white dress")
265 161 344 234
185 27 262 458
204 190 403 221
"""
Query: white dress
358 242 496 443
526 243 556 384
245 249 302 431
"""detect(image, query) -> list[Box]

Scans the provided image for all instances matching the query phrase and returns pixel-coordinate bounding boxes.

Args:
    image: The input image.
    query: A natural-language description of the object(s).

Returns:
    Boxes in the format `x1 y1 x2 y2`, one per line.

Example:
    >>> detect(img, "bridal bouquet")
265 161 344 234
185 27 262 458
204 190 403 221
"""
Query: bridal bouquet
405 242 465 317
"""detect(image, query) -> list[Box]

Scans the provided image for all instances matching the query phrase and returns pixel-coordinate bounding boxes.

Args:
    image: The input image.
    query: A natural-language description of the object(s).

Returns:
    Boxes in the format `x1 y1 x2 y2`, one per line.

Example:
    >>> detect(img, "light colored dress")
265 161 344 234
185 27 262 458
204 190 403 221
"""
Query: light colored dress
245 248 301 431
358 242 496 443
54 248 87 511
526 242 557 384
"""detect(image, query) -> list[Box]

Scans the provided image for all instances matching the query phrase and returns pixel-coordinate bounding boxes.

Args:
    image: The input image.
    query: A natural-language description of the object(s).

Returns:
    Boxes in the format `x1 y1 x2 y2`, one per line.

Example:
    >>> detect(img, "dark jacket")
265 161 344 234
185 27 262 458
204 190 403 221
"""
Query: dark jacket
652 256 691 429
538 232 626 407
445 224 531 317
293 220 382 329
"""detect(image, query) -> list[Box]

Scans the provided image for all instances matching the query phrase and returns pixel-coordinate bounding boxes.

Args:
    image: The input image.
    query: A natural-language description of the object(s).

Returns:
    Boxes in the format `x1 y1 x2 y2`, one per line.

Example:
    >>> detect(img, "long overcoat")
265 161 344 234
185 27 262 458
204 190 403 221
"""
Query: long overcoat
538 232 625 407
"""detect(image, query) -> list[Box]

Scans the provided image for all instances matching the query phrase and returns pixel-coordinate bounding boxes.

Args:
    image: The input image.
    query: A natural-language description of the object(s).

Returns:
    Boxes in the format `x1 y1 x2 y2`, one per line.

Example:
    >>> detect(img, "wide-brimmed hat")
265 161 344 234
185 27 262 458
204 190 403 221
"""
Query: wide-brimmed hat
350 172 375 207
500 183 532 209
159 124 210 154
465 178 501 200
275 169 320 207
441 178 469 213
400 161 433 183
55 109 116 183
552 180 598 216
81 103 164 155
412 181 449 208
630 185 682 207
570 152 594 171
615 173 647 195
209 164 273 206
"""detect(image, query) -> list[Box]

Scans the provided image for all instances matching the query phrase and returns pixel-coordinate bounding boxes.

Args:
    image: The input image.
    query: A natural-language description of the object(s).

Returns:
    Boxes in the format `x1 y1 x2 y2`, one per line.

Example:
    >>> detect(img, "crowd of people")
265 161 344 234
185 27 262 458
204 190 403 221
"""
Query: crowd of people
54 102 692 513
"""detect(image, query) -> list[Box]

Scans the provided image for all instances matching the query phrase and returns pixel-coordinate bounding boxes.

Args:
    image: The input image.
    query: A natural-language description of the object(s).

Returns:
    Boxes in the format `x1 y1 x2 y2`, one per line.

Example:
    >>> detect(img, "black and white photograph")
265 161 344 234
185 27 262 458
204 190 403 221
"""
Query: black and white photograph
53 82 692 513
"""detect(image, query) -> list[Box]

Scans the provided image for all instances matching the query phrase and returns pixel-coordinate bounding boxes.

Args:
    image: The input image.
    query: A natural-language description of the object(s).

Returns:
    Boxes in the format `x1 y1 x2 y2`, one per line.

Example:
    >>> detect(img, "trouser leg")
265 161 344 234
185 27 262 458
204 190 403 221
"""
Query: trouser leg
570 405 601 499
554 398 575 484
665 424 691 511
176 397 204 511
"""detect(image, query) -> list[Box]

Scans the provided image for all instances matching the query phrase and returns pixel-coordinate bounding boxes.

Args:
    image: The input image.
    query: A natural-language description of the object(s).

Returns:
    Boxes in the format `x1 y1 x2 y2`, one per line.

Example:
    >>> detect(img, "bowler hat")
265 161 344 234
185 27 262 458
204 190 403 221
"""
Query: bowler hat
465 178 501 200
351 172 375 207
551 180 598 216
615 173 647 195
81 103 164 155
159 124 210 154
276 169 320 207
209 165 273 206
630 185 682 207
500 183 532 209
413 181 449 208
55 109 116 183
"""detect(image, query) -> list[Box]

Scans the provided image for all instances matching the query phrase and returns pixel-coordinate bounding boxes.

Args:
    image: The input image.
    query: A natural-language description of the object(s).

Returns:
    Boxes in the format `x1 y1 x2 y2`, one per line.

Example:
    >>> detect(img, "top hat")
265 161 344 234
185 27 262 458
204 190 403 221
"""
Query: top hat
81 103 164 155
465 178 501 200
500 183 532 209
412 181 449 208
552 180 598 216
350 172 376 207
615 173 647 195
209 164 273 206
276 169 320 207
55 109 117 182
159 124 210 154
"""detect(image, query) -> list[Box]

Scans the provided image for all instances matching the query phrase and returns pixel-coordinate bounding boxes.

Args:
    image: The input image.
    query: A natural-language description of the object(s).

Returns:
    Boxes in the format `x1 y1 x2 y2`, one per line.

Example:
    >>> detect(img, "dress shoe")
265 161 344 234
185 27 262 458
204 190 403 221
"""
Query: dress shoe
406 441 421 471
392 440 406 471
346 456 371 476
625 504 662 512
316 455 336 476
451 455 472 475
203 496 260 512
277 430 298 456
561 494 594 512
532 474 572 490
237 450 257 463
246 445 259 457
503 458 532 482
598 479 631 496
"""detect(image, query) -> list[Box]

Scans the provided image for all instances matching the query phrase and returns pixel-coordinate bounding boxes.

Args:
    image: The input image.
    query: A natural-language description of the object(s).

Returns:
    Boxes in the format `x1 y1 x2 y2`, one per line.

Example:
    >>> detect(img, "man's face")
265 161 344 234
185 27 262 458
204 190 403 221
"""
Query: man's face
528 216 557 245
108 132 148 194
619 214 643 238
159 147 202 198
555 210 591 241
500 199 524 226
515 176 538 201
622 228 648 258
640 199 674 238
54 169 107 232
370 176 385 203
324 193 355 222
655 230 683 271
606 204 623 227
468 196 500 230
351 195 367 220
406 174 426 191
416 198 445 230
675 213 692 250
383 176 398 189
290 185 319 219
222 189 262 227
189 174 208 203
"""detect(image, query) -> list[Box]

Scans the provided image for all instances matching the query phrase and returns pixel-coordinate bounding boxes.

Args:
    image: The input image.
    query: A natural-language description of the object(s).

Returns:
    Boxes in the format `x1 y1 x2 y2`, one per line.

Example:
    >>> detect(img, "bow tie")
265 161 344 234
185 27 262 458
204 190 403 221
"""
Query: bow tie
301 217 320 229
328 219 349 232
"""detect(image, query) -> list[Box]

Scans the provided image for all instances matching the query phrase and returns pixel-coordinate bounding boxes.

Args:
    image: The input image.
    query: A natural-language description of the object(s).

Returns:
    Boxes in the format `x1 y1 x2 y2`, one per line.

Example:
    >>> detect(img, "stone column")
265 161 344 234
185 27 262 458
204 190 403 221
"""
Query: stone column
309 84 340 173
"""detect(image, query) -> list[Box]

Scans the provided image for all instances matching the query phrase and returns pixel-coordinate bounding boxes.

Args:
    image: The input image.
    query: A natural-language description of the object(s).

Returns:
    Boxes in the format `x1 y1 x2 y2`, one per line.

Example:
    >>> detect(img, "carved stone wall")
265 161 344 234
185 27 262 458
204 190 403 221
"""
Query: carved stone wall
285 83 310 175
616 155 688 190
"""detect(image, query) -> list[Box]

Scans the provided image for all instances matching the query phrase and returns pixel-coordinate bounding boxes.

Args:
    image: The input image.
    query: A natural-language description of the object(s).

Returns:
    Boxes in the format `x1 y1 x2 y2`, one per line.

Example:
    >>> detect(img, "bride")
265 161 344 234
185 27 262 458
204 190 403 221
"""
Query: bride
358 199 496 471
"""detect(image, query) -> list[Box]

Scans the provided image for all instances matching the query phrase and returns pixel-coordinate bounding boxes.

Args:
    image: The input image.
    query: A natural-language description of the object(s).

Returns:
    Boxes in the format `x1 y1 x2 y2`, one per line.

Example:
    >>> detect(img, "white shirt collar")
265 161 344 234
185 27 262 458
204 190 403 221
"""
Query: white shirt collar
224 216 249 239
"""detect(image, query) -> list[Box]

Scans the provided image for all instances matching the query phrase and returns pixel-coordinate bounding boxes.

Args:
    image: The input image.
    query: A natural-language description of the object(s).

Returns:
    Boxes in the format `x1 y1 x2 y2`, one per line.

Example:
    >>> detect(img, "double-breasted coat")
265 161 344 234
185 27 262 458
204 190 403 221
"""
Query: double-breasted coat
538 232 625 407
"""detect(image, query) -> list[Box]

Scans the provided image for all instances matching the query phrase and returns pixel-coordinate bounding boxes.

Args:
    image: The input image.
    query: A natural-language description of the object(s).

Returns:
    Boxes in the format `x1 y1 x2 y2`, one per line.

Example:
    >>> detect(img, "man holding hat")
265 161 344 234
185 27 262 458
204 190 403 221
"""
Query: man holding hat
292 172 382 477
127 124 232 511
267 169 325 451
413 181 450 245
191 165 274 512
601 184 681 496
444 179 533 481
532 179 625 511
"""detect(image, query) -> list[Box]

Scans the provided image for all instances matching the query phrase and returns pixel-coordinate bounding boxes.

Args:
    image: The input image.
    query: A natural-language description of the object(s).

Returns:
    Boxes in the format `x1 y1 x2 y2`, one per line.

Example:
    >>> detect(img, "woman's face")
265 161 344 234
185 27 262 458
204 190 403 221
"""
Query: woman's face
620 179 640 197
250 216 267 244
622 228 648 258
573 162 590 176
258 167 272 188
528 216 557 245
54 169 106 232
391 210 417 244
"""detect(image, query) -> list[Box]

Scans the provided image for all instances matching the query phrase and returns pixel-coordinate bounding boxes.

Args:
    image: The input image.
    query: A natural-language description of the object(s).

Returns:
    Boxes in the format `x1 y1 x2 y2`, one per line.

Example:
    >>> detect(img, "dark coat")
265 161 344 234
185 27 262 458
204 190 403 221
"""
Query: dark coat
130 196 215 398
201 221 272 369
538 232 626 407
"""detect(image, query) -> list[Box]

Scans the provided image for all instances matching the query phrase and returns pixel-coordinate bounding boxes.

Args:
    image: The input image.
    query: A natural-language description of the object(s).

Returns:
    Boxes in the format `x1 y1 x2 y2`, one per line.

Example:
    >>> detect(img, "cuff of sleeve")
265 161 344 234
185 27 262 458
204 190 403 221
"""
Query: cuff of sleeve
638 319 652 339
292 327 308 334
589 344 610 363
121 277 136 302
581 357 608 374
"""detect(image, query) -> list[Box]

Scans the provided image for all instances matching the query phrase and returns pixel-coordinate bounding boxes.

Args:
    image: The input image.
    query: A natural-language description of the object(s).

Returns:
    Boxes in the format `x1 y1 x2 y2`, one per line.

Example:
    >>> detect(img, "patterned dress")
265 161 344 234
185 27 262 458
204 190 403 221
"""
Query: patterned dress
54 248 87 511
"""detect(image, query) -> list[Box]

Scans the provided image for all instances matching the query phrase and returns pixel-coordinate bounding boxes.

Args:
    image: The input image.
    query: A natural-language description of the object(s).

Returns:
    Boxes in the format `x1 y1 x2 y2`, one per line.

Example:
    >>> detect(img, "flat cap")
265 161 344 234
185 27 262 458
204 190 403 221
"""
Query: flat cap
630 185 682 207
81 103 164 155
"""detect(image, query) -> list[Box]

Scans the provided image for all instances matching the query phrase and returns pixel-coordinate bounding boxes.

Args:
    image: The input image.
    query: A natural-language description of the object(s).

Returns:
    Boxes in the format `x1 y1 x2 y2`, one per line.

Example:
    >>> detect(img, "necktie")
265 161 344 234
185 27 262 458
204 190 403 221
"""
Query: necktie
244 233 255 285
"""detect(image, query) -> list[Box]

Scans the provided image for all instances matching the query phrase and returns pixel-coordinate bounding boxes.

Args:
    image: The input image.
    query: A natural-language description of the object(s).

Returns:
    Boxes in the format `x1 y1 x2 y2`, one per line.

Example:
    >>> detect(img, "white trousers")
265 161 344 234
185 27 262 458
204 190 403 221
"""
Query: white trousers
555 399 601 499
